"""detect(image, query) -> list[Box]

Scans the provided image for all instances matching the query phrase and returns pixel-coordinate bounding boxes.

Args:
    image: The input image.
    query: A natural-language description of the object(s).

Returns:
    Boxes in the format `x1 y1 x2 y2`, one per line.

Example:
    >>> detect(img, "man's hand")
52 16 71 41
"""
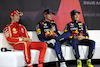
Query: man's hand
22 37 28 41
74 36 78 39
54 33 58 37
22 37 32 43
50 26 56 32
50 26 58 37
77 35 85 40
28 39 32 43
74 35 85 40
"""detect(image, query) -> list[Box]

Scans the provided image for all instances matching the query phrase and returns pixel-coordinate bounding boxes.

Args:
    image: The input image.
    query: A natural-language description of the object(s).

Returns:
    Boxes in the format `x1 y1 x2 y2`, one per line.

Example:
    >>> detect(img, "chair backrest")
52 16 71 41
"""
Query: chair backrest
0 30 100 50
0 33 13 49
88 30 100 43
27 31 40 42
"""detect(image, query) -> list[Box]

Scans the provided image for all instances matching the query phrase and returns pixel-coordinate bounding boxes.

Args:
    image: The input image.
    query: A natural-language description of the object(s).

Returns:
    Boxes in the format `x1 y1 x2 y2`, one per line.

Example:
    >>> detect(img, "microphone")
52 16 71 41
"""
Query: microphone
1 47 12 52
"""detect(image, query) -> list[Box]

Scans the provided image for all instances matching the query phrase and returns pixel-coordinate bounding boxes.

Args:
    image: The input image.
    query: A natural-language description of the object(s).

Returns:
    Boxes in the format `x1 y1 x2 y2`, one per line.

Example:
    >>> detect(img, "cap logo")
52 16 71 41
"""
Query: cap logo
11 13 13 15
16 10 19 12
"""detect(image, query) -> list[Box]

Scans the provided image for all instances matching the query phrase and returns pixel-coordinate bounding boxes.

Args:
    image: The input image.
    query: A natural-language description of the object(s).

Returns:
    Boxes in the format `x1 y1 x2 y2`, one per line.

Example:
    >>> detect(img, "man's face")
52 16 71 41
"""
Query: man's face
72 13 79 21
44 13 52 21
11 13 20 22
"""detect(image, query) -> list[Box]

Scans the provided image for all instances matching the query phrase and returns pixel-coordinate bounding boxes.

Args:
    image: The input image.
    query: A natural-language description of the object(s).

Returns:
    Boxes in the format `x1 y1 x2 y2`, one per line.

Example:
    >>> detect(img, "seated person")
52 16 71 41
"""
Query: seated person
36 9 71 67
3 10 47 67
64 10 95 67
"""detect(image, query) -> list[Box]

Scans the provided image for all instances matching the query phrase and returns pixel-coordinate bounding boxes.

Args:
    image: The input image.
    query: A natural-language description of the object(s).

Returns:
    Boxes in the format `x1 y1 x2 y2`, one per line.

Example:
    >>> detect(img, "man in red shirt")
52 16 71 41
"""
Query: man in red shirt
3 10 47 67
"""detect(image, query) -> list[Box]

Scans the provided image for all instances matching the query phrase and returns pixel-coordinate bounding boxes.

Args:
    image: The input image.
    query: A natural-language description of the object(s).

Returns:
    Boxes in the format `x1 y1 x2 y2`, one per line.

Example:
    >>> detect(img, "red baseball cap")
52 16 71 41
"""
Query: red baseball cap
10 10 23 17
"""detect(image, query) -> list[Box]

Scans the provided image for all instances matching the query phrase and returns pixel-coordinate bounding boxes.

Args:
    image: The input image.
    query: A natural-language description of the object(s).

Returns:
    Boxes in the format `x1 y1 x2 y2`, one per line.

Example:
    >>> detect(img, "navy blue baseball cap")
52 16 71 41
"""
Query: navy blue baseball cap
70 10 80 16
43 9 55 14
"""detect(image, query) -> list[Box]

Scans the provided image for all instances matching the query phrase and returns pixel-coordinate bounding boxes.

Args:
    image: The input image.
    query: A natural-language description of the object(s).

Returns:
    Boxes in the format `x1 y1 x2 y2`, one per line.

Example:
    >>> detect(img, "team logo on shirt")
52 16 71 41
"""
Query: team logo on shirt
21 28 24 33
51 21 55 23
70 23 74 27
43 23 48 28
44 29 50 32
78 23 83 25
12 28 17 34
4 27 9 37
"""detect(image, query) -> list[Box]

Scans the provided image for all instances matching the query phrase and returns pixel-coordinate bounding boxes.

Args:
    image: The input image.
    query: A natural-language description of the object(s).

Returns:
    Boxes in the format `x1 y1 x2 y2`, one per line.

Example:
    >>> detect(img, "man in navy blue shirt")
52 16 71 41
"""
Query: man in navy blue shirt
64 10 95 67
36 9 71 67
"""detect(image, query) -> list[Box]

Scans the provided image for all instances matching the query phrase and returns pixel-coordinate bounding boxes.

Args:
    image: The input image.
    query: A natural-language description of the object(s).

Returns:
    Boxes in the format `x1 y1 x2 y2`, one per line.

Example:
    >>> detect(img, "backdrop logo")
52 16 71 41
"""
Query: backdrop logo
52 0 84 31
83 1 100 5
